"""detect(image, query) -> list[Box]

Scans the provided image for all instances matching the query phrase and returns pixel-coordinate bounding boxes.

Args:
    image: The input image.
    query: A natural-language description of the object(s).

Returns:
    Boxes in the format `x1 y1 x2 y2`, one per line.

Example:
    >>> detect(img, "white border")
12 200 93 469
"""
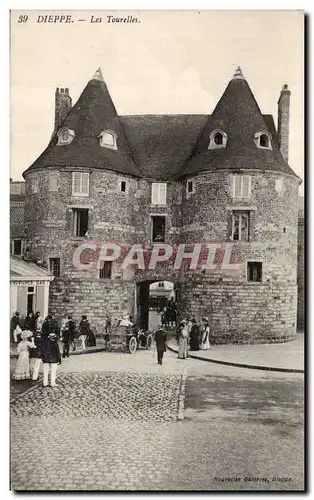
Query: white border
2 4 310 500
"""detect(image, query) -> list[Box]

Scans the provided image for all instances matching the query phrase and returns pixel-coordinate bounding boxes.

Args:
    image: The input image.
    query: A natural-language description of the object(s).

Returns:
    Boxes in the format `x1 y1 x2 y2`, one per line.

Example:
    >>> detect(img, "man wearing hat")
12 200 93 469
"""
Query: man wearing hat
154 323 167 366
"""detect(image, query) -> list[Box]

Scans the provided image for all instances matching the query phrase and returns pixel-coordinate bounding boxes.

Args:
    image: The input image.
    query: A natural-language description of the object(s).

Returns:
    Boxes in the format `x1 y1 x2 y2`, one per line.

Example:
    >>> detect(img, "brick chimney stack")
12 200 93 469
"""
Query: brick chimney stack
54 87 72 134
277 84 291 163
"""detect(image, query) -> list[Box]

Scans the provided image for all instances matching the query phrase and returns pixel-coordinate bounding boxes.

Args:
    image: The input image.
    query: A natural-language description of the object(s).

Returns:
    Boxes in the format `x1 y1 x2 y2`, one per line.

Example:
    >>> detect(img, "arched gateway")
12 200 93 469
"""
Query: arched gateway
135 277 179 331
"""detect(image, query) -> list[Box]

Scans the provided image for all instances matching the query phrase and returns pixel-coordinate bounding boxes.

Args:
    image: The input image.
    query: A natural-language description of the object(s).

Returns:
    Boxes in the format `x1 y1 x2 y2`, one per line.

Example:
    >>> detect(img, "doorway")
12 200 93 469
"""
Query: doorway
136 279 177 331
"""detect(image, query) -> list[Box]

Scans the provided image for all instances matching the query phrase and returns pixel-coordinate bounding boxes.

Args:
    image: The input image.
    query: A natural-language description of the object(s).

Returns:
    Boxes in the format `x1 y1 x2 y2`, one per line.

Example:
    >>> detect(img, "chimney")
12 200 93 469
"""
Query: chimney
277 84 291 163
54 87 72 134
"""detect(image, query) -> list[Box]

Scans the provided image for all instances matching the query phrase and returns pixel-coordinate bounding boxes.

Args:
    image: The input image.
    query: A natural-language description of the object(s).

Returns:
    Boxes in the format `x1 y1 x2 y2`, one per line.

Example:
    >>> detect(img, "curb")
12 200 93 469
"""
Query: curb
167 345 304 374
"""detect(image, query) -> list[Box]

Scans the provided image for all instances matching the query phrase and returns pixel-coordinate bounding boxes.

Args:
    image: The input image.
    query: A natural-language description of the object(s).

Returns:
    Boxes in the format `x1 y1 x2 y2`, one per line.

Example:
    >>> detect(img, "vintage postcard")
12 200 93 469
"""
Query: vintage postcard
9 10 304 492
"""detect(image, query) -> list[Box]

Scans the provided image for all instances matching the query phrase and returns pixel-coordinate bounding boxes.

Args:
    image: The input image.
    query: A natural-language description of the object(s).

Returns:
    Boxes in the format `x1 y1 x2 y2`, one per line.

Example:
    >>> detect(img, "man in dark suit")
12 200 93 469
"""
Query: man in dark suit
155 325 167 366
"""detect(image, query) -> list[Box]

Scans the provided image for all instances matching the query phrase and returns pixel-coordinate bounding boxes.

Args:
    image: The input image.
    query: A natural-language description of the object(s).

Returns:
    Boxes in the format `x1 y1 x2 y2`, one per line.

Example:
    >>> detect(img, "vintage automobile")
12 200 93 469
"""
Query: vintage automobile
106 324 154 354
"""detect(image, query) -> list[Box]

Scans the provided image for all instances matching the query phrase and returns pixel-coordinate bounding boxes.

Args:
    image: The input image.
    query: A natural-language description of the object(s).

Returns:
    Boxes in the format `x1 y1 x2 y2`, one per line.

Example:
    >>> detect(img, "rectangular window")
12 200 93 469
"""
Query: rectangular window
73 209 89 237
231 175 251 198
12 239 22 256
49 258 61 277
26 286 36 315
121 181 126 192
31 176 39 194
49 173 59 192
99 261 112 279
247 262 262 282
72 172 90 197
187 180 194 193
232 211 250 241
151 183 167 205
152 216 166 242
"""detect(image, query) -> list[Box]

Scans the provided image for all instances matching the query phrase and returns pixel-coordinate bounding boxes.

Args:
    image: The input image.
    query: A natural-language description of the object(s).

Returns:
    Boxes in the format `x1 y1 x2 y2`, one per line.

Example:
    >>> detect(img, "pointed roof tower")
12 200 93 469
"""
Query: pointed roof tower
92 67 105 82
24 68 141 177
179 67 298 179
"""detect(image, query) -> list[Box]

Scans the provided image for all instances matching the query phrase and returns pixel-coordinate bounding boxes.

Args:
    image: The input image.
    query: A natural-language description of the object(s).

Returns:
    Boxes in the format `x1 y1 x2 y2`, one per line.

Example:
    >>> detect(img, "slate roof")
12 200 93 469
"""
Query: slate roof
24 67 299 181
120 115 208 180
24 69 141 178
179 68 298 179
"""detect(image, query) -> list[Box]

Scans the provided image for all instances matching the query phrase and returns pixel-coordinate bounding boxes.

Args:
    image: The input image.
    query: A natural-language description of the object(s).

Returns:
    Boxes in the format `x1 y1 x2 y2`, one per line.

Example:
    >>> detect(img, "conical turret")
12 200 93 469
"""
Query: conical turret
180 67 297 178
25 68 141 177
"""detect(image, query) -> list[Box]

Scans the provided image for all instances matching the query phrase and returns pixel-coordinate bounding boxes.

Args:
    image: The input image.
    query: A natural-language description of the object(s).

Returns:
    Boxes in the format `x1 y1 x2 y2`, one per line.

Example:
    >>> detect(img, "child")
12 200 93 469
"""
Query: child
12 331 35 380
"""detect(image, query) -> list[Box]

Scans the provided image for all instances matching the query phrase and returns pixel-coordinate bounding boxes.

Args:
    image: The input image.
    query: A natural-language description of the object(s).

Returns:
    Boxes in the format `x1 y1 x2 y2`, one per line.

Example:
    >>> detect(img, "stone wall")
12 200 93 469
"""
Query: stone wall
49 277 135 336
179 278 297 344
297 214 304 330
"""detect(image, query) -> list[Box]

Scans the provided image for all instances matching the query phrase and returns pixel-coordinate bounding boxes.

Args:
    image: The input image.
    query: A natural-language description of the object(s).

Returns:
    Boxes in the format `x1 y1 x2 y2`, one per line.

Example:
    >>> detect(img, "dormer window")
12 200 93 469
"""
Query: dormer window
57 127 75 145
99 130 118 150
214 132 223 145
208 129 227 150
254 131 272 150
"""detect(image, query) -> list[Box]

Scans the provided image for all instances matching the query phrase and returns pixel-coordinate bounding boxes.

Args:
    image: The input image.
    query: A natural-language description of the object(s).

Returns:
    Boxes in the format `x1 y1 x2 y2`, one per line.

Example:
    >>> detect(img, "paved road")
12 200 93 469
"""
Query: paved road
10 349 304 491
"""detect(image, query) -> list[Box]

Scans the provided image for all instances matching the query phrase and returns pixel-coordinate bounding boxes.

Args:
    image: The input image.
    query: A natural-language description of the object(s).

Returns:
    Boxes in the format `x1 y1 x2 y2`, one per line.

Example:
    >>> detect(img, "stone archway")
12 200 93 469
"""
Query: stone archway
135 277 179 331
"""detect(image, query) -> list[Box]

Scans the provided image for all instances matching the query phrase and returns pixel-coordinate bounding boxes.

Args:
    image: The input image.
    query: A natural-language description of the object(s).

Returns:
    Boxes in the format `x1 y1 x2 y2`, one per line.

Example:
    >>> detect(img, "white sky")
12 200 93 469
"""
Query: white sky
10 10 304 192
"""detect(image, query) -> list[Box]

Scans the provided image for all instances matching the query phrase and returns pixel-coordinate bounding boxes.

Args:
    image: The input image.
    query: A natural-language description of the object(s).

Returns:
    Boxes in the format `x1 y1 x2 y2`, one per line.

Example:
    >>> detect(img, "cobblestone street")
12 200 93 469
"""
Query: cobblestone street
10 349 304 491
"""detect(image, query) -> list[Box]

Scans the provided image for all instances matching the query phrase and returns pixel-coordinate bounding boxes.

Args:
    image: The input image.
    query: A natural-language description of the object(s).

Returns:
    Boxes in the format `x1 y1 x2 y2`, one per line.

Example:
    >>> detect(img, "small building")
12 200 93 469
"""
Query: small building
10 256 54 320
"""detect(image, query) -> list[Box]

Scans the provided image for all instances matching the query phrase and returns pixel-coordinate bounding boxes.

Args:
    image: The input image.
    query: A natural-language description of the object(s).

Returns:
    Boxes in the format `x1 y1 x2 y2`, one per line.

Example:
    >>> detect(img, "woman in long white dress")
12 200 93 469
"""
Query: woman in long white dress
12 331 35 380
178 320 189 359
200 317 211 350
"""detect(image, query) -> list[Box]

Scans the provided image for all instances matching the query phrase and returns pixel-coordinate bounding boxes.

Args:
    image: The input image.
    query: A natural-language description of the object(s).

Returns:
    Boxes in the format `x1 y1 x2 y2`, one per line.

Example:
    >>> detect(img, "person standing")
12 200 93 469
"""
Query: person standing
60 314 69 338
155 325 167 366
61 321 71 358
30 330 42 380
34 311 44 332
178 319 189 359
12 331 35 380
11 312 20 342
42 315 53 337
41 332 61 387
79 315 90 350
67 315 76 351
189 318 200 351
24 311 36 333
200 317 211 350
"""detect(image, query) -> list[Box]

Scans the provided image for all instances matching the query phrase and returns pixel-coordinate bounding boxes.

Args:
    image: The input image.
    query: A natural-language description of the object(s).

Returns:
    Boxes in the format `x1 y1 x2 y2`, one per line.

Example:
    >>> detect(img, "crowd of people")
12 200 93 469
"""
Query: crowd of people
160 298 177 329
176 316 211 359
10 309 212 378
153 315 211 365
10 310 96 387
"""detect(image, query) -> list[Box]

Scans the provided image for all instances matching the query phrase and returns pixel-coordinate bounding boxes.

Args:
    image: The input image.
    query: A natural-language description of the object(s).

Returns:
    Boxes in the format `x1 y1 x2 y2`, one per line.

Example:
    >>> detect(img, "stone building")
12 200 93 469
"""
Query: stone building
17 66 302 343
